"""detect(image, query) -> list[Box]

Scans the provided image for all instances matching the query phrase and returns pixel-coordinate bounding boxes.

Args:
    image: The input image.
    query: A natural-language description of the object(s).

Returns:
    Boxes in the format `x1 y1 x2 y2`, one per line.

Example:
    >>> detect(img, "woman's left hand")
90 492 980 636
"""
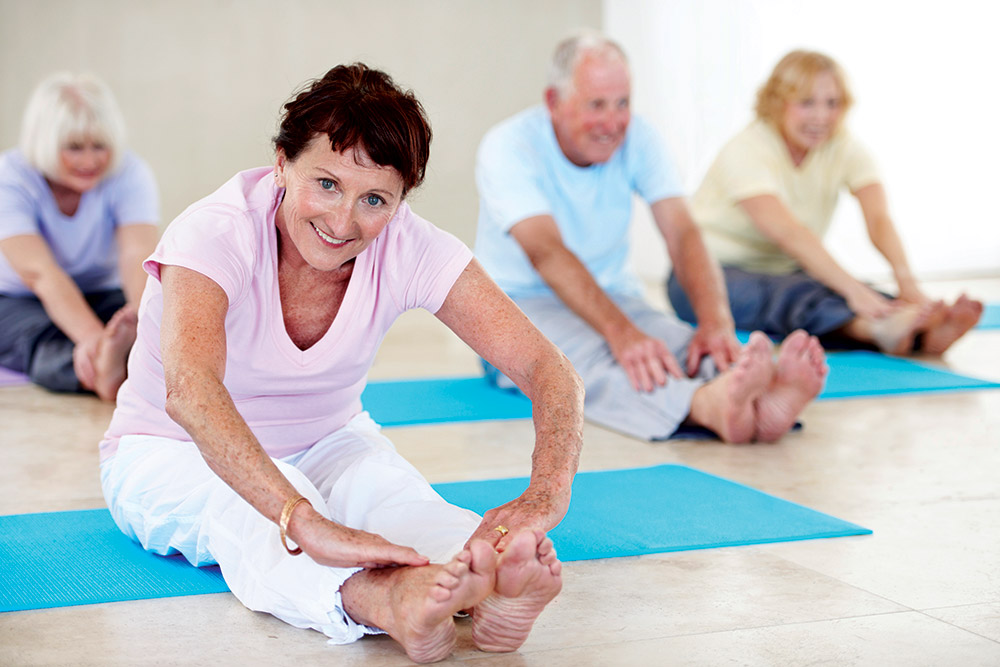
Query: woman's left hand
686 323 741 376
467 483 572 552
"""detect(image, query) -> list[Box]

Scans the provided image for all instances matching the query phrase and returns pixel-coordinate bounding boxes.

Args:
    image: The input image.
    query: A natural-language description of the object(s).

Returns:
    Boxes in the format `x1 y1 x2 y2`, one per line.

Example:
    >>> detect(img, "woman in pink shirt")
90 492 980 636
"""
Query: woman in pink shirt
100 64 583 662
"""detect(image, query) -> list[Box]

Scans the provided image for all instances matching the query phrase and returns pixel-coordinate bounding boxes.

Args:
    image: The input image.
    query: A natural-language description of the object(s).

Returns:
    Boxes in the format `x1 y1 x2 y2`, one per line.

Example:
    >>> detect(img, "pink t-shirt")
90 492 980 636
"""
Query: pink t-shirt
101 167 472 462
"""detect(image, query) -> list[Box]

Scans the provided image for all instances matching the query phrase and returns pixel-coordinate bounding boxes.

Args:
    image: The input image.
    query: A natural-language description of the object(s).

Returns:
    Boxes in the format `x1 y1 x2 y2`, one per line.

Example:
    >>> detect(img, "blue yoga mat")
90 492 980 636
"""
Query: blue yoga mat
0 510 227 612
0 465 868 612
978 303 1000 329
361 351 999 429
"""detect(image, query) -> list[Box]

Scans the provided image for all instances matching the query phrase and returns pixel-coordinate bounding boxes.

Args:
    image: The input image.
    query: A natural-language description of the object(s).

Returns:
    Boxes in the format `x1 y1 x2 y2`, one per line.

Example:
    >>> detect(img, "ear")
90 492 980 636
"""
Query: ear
274 149 287 188
544 86 560 113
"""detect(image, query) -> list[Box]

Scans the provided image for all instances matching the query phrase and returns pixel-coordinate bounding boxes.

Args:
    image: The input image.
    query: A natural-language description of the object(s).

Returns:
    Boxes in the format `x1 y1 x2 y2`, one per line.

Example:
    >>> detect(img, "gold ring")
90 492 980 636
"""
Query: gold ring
493 525 509 537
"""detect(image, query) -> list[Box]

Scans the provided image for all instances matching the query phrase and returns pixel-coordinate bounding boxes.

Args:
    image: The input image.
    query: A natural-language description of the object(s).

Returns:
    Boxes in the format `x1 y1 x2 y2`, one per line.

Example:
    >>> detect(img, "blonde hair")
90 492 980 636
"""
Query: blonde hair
754 50 854 129
19 72 126 179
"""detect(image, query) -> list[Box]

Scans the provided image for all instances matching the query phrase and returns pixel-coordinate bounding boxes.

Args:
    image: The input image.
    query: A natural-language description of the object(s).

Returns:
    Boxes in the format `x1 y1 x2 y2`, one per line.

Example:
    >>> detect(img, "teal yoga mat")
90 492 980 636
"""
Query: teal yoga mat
362 352 999 429
978 303 1000 329
0 465 868 612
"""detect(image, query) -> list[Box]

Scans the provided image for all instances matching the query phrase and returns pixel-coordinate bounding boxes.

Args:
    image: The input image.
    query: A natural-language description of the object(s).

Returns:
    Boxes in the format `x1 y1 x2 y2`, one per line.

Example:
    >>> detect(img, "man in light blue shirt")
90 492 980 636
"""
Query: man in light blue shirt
474 31 827 442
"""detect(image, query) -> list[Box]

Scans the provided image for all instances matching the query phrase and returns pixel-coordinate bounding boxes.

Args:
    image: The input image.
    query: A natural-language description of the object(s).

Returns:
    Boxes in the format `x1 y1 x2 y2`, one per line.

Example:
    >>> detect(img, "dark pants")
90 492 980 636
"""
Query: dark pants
668 267 886 346
0 289 127 393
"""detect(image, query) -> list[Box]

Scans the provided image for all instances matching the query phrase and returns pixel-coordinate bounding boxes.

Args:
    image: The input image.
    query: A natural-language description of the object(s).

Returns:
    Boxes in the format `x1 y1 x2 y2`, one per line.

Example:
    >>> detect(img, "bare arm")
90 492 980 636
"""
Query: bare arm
159 264 427 569
510 215 682 392
854 183 926 304
652 197 739 374
115 223 159 307
435 259 583 550
739 194 893 319
0 234 105 344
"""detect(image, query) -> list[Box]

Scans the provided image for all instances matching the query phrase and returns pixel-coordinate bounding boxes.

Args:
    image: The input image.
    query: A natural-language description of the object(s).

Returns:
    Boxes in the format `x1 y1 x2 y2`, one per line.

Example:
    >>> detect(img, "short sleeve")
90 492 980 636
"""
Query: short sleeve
475 125 552 233
842 137 880 192
107 153 160 225
0 175 41 240
144 205 254 308
627 117 686 203
380 205 474 314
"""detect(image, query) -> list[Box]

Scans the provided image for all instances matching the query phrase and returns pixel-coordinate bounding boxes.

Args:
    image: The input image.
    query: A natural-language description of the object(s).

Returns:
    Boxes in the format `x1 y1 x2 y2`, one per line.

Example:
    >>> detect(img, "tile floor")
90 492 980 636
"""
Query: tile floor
1 278 999 666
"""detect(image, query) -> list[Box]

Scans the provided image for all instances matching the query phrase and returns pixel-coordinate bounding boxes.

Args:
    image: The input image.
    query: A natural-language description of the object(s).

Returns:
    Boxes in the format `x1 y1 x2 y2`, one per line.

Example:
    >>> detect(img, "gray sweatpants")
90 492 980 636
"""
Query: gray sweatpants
489 293 718 440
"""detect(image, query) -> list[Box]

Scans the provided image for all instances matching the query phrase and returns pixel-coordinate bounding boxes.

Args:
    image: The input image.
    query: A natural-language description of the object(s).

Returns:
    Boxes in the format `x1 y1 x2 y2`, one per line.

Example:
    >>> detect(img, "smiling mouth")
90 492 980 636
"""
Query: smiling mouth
311 222 349 247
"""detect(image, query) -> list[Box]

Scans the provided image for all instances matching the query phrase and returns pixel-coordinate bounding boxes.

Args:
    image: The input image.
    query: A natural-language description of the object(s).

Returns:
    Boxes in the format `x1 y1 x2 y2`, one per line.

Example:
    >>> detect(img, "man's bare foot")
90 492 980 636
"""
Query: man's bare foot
868 302 937 355
920 294 983 355
754 330 828 442
92 307 138 401
471 530 562 653
688 332 774 443
342 540 496 663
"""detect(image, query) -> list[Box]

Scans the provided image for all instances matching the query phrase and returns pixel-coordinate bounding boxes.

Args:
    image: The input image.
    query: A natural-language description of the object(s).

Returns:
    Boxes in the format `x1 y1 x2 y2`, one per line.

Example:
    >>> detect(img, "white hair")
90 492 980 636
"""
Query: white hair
19 72 126 179
547 30 628 95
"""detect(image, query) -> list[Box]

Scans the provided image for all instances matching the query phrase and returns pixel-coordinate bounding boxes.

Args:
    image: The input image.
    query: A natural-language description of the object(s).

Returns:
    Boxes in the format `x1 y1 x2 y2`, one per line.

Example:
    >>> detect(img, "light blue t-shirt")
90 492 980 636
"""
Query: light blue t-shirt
0 148 159 296
473 105 683 299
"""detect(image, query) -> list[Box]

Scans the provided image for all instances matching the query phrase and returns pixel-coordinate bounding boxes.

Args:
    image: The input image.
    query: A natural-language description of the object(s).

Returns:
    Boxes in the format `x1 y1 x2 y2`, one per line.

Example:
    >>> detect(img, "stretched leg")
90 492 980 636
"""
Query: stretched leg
754 330 827 442
687 332 775 443
471 530 563 653
342 540 497 663
919 294 983 355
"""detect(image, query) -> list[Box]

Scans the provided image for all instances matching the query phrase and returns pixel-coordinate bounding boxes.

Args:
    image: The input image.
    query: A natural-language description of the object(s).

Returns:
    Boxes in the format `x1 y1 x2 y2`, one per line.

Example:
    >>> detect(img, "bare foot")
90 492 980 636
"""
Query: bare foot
92 307 138 401
920 294 983 355
754 330 828 442
688 332 774 443
342 540 496 663
868 302 937 355
471 530 563 653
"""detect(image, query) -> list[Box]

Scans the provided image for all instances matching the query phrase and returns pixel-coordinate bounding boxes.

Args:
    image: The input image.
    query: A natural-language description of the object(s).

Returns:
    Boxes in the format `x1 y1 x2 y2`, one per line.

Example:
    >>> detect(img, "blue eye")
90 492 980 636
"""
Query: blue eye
365 194 384 207
319 179 334 190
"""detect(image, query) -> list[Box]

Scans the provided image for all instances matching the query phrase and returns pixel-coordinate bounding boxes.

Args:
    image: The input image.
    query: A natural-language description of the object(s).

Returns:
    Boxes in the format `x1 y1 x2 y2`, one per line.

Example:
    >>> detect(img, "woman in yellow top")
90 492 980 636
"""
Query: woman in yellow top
669 50 981 355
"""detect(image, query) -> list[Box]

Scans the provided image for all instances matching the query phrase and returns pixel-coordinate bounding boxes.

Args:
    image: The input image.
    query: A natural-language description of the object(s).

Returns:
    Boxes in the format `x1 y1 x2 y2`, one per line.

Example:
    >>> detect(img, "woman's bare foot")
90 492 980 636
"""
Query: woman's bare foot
867 302 937 355
342 540 497 663
92 307 138 401
920 295 983 355
471 530 563 653
754 330 828 442
688 332 774 443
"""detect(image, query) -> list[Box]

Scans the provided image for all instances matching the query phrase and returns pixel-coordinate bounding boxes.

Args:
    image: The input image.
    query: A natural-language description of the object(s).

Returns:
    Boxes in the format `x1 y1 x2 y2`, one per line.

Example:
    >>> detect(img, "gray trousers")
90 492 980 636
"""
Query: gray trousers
0 289 126 393
487 293 717 440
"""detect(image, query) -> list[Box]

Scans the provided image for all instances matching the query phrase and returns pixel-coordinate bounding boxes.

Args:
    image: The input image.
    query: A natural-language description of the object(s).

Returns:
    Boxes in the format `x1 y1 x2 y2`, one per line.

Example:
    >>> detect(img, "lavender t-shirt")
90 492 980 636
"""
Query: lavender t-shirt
0 149 159 295
101 167 472 461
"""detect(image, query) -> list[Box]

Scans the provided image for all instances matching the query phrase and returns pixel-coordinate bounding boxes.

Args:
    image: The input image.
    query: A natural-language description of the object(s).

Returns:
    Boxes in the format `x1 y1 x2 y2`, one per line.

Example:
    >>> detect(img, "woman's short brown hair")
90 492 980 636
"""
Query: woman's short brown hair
755 50 854 128
274 63 431 195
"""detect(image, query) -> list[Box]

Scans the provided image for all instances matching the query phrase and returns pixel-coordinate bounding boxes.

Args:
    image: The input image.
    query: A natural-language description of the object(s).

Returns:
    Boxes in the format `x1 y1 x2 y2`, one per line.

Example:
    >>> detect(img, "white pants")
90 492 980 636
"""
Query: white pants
100 412 482 644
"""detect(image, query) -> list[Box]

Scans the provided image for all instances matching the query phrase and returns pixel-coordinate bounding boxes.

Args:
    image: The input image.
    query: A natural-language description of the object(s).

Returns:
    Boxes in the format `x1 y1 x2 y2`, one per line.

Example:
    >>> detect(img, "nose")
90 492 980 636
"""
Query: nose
323 199 353 236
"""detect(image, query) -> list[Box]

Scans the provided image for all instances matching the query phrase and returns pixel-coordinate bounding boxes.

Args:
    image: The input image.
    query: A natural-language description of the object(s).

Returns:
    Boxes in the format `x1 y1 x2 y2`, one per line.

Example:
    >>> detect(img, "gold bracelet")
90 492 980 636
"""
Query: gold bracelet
279 495 310 556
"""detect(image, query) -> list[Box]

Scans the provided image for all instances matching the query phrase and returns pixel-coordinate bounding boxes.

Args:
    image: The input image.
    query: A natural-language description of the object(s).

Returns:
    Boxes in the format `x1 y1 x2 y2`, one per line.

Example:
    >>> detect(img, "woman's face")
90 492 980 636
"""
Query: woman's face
780 70 844 156
274 135 404 274
55 137 111 193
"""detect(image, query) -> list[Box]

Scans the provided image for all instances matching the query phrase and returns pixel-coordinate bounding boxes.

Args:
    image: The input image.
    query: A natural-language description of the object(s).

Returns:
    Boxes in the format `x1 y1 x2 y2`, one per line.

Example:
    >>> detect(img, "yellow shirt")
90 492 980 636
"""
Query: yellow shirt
691 120 880 275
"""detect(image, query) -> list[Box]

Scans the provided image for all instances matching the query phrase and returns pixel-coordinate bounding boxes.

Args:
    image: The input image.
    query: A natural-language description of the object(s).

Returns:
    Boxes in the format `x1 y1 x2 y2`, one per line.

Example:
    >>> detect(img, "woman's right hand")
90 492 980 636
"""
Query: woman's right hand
293 505 430 569
846 285 895 321
72 333 101 390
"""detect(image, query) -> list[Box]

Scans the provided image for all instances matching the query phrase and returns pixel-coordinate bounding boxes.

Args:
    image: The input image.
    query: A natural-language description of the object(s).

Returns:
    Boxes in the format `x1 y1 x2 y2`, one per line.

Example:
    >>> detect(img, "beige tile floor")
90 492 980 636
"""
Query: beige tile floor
2 278 999 666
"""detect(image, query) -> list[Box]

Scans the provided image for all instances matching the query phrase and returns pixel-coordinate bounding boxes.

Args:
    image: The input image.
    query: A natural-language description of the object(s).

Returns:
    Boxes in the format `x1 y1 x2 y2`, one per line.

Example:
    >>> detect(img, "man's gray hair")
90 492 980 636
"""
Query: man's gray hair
547 30 628 95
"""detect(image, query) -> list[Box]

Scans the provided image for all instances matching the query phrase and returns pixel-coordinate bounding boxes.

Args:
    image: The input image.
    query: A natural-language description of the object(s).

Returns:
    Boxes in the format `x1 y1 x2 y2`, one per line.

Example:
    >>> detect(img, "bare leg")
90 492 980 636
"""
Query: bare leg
840 302 937 355
687 332 774 443
341 540 497 663
471 530 563 653
92 307 138 402
754 330 828 442
920 294 983 355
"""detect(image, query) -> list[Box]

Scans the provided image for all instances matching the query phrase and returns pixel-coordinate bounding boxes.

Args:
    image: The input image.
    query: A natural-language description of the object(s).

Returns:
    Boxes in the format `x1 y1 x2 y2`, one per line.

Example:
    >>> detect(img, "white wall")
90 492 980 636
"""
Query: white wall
607 0 1000 283
0 0 601 246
